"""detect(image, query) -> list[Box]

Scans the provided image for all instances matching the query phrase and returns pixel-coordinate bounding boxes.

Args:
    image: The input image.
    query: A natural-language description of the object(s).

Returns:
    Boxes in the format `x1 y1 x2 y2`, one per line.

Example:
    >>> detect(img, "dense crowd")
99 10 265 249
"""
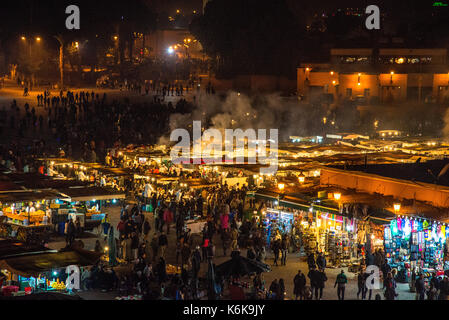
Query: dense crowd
0 89 195 170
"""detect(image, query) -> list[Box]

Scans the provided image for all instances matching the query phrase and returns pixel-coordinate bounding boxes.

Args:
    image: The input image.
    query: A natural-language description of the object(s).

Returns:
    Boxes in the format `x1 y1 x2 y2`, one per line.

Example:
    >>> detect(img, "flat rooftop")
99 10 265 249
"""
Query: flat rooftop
331 158 449 187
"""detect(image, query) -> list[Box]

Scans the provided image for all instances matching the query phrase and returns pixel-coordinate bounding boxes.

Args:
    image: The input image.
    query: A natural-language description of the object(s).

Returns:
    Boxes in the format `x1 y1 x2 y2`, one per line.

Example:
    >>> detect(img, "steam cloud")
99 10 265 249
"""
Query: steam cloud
159 91 313 145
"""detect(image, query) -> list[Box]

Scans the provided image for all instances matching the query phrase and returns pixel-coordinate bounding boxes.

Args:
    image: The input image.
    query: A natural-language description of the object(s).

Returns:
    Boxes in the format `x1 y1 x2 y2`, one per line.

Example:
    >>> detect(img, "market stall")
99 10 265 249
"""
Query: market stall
384 216 447 286
56 186 126 231
0 190 63 243
0 245 102 296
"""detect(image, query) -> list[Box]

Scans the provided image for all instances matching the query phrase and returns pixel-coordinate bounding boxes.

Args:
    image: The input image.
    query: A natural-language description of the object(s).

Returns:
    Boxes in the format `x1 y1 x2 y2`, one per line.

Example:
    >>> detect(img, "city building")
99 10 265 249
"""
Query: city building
297 48 449 104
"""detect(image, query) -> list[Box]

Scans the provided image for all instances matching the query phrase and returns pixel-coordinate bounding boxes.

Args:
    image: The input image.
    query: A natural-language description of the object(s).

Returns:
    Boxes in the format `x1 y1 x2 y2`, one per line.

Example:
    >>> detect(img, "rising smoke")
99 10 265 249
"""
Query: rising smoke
159 91 316 145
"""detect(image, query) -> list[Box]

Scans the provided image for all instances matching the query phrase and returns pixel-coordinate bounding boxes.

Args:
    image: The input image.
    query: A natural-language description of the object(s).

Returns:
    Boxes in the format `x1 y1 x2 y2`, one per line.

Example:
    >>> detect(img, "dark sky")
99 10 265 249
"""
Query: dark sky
147 0 203 15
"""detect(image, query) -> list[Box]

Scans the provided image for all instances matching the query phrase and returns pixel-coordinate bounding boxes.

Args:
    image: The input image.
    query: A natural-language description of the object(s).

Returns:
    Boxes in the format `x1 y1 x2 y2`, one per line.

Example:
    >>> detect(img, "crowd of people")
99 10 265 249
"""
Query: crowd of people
0 88 195 168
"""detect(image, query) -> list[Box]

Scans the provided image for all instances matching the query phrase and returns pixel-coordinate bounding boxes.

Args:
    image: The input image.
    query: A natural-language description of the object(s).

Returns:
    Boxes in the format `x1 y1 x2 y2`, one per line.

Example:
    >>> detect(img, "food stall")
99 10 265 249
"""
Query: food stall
0 190 63 243
56 186 126 231
0 240 102 296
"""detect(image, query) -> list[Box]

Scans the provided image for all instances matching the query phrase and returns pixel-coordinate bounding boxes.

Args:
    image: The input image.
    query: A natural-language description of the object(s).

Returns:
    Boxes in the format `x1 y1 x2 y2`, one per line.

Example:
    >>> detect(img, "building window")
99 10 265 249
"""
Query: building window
340 56 369 64
364 88 370 97
346 88 352 97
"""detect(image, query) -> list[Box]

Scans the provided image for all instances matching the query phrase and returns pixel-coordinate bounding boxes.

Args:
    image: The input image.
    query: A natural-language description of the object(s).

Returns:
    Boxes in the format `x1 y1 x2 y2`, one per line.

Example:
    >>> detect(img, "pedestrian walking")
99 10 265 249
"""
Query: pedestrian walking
415 274 426 300
293 270 306 300
384 272 397 300
280 236 289 266
334 270 348 300
357 271 367 299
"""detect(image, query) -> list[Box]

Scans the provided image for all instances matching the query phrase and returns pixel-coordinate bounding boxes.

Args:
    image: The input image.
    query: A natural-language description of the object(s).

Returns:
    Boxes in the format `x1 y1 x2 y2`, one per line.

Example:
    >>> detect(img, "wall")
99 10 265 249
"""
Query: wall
320 168 449 208
210 75 296 93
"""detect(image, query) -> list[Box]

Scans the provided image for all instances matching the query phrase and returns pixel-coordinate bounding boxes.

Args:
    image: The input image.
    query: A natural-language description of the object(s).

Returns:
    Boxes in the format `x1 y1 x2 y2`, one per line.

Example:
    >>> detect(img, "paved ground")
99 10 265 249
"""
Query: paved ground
0 79 195 116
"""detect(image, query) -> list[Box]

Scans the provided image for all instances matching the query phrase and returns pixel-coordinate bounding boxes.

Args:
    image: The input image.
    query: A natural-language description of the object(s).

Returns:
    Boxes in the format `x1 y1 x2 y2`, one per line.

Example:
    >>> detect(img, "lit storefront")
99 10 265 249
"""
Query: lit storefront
301 209 359 267
384 217 448 284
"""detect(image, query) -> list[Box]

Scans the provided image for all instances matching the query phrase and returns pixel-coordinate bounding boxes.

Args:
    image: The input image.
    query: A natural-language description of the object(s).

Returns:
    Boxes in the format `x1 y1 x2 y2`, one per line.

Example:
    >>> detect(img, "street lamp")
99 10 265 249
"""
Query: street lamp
298 173 305 184
393 203 401 214
278 183 285 191
334 192 342 213
390 71 394 84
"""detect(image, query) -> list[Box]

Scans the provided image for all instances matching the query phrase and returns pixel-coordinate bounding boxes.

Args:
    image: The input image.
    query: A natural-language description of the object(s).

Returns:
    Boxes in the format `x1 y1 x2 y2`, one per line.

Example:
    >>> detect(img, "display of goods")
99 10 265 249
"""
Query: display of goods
17 229 27 242
0 224 9 237
50 279 66 290
166 264 181 274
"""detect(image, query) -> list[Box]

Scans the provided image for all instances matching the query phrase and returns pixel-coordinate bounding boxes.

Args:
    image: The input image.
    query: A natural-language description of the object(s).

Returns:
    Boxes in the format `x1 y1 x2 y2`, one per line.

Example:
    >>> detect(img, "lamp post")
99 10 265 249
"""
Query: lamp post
277 183 285 221
393 203 401 214
334 192 342 212
54 35 64 90
21 35 41 84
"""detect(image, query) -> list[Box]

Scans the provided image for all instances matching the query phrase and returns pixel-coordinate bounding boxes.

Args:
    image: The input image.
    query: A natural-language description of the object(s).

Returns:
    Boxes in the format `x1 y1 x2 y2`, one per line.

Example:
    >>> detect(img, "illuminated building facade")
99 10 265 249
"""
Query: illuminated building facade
298 48 449 104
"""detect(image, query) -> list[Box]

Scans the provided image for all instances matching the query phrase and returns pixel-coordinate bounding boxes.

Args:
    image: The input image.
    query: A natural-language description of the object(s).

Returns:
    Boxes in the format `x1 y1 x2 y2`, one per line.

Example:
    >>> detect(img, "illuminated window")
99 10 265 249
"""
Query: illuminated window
346 88 352 97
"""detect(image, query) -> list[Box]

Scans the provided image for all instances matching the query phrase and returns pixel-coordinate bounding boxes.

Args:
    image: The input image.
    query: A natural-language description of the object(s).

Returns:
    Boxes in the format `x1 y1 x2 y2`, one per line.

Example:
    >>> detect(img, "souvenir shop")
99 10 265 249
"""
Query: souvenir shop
253 193 359 264
300 208 359 267
384 216 448 285
260 207 297 245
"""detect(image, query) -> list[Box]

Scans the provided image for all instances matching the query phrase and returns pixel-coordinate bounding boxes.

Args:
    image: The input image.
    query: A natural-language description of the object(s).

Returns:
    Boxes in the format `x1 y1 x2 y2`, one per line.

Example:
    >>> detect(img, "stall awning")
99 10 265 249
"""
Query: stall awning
0 190 61 203
0 248 102 277
0 240 54 258
57 186 125 202
254 190 340 213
